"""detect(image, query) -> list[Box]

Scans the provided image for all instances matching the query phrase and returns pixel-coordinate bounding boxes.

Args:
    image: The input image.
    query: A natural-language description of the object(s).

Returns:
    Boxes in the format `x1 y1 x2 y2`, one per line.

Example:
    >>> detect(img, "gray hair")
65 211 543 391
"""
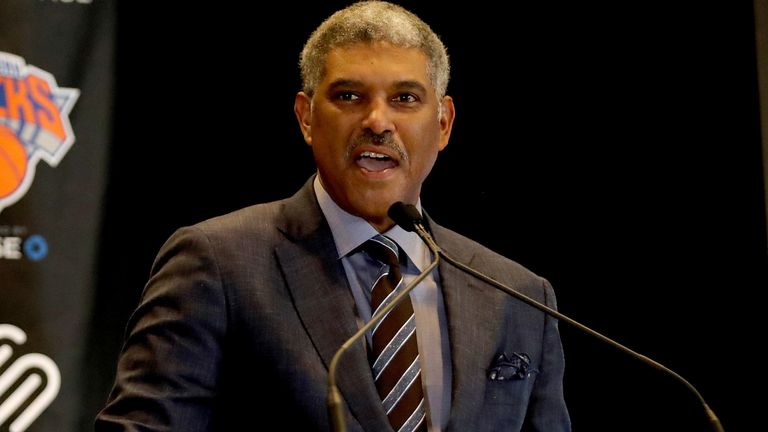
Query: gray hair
299 1 450 98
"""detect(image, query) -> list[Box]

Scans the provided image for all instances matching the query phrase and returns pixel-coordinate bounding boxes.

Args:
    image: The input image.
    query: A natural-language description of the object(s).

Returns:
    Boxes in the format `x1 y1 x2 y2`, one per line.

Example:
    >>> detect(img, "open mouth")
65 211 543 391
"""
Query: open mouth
356 150 398 172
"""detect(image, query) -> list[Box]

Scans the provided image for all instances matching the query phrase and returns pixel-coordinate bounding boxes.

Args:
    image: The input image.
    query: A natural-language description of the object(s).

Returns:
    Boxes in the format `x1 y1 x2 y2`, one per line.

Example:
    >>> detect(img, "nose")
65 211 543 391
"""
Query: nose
360 97 394 135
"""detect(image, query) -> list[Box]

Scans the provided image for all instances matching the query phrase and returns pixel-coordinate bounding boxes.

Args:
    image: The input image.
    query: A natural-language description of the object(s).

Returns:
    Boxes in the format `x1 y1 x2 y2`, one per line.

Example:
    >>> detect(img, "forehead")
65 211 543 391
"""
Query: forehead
321 42 431 88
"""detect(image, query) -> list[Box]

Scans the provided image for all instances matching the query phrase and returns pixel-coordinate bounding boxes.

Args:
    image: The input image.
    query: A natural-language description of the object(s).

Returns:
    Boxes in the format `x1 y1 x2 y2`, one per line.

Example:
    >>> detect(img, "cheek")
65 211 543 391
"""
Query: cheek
313 109 354 144
311 132 353 172
417 147 440 177
404 123 442 164
403 142 440 185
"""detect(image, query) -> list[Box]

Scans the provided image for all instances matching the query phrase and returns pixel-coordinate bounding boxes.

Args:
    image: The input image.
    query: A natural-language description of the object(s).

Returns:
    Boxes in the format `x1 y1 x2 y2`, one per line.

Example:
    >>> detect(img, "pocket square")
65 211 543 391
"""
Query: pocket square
487 352 534 381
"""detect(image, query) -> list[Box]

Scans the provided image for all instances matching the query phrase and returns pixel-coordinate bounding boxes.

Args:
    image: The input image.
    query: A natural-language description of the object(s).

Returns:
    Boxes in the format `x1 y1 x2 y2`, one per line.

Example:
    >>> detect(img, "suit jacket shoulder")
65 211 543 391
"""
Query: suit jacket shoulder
429 220 552 304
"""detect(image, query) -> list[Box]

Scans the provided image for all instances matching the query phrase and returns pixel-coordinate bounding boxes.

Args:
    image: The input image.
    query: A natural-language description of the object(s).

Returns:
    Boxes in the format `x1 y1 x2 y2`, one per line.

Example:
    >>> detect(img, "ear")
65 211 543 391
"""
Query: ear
294 92 313 145
437 95 455 151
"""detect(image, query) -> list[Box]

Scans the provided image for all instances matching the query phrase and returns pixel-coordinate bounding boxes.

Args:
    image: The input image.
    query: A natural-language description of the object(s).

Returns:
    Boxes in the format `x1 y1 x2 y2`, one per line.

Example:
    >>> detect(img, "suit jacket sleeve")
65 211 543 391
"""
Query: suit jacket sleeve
432 221 570 432
95 225 226 432
521 278 570 431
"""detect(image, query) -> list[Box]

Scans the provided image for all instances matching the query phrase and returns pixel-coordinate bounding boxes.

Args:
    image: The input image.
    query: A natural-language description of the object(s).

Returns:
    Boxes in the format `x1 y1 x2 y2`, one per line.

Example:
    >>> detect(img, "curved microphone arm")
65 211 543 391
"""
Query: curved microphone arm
391 202 724 432
326 247 440 432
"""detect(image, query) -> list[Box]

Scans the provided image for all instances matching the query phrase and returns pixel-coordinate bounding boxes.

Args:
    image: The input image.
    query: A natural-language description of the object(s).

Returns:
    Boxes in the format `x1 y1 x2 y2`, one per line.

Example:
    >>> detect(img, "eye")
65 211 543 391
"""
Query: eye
335 91 359 102
393 93 418 104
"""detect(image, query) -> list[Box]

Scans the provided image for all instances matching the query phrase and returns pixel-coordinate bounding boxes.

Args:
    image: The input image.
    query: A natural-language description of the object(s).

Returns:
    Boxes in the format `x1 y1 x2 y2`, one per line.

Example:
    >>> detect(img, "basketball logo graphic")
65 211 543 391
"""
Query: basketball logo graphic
0 126 28 197
0 51 79 214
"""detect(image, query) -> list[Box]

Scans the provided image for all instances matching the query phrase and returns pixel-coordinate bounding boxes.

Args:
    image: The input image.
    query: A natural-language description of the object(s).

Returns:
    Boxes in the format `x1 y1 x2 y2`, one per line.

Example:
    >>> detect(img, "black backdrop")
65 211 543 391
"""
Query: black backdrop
86 2 767 431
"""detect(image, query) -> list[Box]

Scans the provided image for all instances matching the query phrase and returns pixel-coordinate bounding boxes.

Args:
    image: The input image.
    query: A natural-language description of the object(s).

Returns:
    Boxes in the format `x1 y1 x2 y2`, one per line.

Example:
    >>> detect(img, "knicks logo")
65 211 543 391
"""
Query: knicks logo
0 52 79 214
0 324 61 432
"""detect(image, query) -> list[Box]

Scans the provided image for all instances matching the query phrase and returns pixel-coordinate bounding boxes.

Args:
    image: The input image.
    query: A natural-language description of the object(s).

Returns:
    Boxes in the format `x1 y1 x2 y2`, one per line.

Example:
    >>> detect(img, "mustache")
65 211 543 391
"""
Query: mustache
348 130 407 161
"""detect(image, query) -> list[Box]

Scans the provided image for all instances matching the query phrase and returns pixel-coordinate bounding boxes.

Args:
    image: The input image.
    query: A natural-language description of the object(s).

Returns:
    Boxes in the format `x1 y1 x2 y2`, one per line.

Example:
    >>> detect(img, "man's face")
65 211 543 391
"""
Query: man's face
295 42 455 232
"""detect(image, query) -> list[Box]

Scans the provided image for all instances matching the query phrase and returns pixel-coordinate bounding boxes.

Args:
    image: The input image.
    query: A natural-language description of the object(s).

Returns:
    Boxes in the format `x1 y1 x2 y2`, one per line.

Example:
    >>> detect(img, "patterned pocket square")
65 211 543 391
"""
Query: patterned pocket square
487 352 535 381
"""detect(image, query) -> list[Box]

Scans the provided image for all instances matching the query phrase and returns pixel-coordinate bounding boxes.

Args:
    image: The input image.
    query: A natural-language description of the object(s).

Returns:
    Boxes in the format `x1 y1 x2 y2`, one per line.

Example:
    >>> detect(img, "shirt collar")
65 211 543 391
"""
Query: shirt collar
313 175 431 272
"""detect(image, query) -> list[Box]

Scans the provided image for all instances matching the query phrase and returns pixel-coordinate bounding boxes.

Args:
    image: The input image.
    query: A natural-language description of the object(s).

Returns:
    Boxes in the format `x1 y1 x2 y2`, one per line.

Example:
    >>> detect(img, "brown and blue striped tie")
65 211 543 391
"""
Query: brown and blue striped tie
364 235 426 432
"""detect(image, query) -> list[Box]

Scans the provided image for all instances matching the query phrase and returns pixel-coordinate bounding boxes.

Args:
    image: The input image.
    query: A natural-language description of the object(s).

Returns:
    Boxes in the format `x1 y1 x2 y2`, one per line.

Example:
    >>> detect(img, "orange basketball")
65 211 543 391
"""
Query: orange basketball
0 126 28 198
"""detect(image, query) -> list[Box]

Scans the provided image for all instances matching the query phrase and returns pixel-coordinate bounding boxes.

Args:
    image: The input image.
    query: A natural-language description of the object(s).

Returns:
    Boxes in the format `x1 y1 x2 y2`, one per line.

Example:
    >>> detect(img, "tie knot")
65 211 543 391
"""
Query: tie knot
364 234 400 268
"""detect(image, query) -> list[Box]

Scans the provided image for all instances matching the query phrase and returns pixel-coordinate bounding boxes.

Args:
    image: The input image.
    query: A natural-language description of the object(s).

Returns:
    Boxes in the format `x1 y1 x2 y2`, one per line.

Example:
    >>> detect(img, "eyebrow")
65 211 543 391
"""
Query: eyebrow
393 80 428 94
327 79 363 92
326 79 428 94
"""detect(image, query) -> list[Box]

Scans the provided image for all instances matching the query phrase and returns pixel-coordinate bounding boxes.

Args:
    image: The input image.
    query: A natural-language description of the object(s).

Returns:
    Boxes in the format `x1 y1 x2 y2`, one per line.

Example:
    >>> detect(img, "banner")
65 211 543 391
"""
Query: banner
0 1 114 430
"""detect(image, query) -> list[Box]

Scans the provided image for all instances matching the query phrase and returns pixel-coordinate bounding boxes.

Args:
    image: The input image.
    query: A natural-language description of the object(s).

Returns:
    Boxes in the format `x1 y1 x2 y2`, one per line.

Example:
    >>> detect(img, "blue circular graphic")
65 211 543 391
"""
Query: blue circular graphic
24 235 48 261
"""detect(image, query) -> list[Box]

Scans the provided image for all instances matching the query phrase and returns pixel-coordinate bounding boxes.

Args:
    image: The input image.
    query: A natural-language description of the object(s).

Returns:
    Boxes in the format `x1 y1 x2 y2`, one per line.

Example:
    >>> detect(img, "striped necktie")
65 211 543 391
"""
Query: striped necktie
364 235 426 432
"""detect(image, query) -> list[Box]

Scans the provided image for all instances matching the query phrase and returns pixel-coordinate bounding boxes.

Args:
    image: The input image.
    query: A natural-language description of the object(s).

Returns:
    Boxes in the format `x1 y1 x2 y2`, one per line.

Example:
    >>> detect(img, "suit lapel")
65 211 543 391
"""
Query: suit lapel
275 179 391 432
273 183 502 430
431 224 506 429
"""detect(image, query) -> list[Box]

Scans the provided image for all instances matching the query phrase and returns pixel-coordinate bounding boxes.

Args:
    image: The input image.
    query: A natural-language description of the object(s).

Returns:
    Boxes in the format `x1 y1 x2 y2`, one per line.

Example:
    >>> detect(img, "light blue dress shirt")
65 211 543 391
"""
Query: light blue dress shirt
314 175 451 431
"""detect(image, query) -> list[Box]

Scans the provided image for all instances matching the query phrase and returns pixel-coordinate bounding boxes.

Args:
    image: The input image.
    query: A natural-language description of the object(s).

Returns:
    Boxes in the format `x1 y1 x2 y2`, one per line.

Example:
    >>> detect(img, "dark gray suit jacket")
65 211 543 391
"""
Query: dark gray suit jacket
95 178 570 431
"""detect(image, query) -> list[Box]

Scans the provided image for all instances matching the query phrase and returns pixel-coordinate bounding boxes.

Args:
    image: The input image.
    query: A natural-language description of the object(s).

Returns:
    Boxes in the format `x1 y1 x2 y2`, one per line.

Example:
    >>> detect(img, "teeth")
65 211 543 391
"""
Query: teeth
360 151 389 159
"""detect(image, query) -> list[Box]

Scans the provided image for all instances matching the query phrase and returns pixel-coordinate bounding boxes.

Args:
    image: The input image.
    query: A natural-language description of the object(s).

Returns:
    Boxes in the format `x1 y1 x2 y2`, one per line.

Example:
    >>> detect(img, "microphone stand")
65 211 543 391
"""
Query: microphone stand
408 216 724 432
326 247 440 432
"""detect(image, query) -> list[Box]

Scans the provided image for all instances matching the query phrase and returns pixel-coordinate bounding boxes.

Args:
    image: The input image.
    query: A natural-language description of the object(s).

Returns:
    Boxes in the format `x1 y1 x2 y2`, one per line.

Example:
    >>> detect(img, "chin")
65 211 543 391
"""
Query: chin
345 180 416 220
349 195 397 221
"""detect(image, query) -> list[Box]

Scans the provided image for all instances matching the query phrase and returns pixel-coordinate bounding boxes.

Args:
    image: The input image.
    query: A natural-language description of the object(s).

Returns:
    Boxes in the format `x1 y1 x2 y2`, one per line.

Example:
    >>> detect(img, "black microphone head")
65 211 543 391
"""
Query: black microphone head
388 202 423 232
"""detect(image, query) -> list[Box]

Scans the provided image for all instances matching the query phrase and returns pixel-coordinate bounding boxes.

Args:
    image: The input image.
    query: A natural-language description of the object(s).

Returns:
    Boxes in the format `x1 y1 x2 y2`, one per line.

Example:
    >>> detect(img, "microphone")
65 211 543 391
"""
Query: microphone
326 217 441 432
387 202 725 432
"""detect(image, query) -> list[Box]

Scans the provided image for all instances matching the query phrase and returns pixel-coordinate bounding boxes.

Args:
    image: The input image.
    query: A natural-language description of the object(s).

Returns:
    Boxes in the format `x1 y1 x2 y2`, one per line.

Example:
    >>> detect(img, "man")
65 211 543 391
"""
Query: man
95 2 570 431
